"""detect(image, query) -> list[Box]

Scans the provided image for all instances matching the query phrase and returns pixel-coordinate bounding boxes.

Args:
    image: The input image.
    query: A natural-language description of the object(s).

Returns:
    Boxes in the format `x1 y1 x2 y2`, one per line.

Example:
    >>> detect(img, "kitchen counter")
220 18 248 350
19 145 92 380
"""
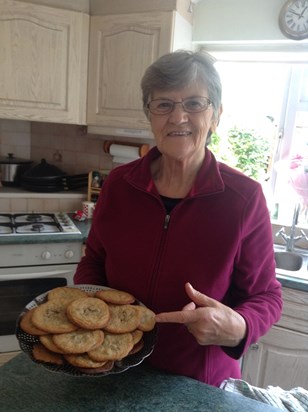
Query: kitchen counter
0 353 282 412
277 273 308 292
0 216 92 245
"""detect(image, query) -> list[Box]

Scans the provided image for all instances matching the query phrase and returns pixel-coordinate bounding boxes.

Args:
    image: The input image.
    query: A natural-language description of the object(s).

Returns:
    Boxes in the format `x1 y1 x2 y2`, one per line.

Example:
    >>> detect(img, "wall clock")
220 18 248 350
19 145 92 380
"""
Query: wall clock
279 0 308 40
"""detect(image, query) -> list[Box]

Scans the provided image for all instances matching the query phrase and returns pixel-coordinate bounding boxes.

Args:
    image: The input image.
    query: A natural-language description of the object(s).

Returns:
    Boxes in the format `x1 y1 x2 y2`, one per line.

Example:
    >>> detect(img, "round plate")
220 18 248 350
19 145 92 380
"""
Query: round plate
15 285 157 377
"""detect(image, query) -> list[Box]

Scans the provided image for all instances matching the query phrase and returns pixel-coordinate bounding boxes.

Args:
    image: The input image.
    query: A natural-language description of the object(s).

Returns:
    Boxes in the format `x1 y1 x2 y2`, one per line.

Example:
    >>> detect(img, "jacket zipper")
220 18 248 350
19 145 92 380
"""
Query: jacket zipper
164 214 171 229
147 212 171 306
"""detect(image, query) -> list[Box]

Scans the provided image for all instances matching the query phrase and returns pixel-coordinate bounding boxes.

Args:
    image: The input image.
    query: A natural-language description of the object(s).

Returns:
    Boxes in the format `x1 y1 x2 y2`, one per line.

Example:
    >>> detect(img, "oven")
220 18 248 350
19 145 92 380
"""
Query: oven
0 213 83 354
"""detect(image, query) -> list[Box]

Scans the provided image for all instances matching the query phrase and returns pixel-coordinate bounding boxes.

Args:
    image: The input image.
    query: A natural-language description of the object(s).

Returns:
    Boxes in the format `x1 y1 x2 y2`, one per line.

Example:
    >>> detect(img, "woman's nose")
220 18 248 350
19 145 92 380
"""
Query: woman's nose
168 103 189 124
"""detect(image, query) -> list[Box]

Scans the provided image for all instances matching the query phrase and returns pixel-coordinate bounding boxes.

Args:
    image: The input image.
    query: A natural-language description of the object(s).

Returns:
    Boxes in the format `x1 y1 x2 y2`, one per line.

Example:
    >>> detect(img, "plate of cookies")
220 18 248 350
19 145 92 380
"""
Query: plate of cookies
15 285 157 377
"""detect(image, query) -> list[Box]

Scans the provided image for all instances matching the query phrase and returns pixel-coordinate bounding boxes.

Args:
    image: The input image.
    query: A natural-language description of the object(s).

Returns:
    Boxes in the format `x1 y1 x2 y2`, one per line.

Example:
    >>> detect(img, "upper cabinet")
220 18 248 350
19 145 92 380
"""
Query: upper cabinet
0 0 89 124
87 11 192 137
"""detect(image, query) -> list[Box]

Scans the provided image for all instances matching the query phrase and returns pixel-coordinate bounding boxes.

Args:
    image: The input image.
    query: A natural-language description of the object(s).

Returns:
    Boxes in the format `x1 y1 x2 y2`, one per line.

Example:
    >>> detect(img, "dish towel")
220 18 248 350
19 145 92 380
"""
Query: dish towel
220 379 308 412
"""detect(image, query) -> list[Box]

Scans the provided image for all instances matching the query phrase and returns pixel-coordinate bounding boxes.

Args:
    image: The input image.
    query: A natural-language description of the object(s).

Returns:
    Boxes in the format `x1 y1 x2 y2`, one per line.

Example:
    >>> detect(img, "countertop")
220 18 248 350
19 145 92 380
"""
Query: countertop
0 216 92 245
0 353 283 412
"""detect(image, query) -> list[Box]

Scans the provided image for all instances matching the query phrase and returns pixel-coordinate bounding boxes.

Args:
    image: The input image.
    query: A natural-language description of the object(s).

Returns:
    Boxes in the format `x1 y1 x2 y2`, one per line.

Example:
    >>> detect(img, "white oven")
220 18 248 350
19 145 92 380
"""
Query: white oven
0 213 82 354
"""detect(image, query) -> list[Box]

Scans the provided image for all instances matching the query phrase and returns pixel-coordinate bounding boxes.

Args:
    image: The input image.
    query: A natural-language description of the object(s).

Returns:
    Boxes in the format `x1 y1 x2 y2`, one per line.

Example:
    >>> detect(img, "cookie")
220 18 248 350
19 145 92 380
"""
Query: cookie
88 332 134 362
64 353 107 368
19 309 49 336
135 306 156 332
95 289 135 305
128 339 144 356
52 329 105 354
104 304 139 333
31 300 78 334
131 329 143 345
76 361 114 374
66 297 110 330
32 343 64 365
48 286 88 303
39 335 67 354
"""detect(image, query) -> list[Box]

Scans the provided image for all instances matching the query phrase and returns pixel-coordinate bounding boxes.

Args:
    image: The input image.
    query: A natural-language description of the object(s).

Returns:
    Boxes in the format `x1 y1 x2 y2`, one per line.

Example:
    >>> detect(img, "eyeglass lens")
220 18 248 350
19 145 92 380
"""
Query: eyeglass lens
148 97 211 114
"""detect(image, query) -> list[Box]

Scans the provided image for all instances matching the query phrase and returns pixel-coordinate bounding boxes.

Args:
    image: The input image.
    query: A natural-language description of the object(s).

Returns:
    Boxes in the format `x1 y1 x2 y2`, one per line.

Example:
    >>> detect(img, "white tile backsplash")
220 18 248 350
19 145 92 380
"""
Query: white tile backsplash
0 119 153 213
0 120 31 159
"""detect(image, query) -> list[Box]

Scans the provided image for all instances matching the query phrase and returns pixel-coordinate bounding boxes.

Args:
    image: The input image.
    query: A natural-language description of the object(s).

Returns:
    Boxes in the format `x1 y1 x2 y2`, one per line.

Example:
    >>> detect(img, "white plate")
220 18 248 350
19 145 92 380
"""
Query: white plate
15 285 157 377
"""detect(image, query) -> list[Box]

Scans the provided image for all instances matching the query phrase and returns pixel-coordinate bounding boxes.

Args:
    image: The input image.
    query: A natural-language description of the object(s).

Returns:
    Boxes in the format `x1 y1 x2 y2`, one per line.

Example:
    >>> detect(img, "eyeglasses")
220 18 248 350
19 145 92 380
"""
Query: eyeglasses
147 97 212 115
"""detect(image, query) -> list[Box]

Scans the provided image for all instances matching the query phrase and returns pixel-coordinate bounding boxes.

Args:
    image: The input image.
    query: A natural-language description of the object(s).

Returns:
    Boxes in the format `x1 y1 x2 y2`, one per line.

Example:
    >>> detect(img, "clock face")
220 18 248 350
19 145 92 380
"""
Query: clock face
279 0 308 40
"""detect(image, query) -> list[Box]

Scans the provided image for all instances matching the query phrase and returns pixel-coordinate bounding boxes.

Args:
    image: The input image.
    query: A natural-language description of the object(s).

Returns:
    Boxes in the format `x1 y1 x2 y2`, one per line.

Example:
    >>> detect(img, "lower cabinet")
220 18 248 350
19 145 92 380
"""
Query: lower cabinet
241 286 308 390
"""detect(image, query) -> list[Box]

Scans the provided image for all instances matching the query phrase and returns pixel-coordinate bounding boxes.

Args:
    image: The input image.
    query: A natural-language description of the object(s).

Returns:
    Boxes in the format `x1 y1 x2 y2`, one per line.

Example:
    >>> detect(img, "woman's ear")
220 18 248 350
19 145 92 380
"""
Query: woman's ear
211 104 223 132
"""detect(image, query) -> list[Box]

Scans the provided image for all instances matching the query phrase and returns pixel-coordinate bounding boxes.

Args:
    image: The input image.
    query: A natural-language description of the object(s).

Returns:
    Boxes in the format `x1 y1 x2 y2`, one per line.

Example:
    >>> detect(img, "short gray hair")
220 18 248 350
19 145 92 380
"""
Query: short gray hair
141 50 222 121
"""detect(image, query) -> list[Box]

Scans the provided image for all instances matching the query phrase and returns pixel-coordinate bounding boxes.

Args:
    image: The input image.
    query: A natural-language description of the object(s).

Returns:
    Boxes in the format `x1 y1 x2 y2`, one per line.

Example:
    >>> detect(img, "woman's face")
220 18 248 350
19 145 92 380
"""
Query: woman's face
148 82 217 162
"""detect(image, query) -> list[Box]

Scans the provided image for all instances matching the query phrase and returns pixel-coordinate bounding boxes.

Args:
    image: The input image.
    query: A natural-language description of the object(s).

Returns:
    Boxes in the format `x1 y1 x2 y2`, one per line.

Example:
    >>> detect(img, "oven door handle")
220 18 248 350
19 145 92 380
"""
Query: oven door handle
0 269 75 281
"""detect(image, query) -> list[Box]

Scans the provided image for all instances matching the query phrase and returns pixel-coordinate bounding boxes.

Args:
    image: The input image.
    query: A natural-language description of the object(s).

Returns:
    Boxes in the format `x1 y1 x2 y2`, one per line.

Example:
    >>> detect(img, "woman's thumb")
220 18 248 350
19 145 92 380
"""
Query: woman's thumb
185 282 215 307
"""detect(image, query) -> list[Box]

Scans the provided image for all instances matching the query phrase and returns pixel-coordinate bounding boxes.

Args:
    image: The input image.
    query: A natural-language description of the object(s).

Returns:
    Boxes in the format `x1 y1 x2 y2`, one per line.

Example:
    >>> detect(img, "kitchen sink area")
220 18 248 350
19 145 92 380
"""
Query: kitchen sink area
274 243 308 282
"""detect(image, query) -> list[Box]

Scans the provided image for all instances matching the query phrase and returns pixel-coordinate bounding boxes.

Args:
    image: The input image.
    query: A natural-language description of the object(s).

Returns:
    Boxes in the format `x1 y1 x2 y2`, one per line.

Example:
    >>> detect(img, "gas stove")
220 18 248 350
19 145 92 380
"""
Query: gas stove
0 213 81 236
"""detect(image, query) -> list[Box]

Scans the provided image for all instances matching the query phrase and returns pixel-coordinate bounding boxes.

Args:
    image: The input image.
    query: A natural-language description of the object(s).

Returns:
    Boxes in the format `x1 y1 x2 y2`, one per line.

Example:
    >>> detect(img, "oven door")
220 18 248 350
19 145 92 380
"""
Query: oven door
0 264 77 353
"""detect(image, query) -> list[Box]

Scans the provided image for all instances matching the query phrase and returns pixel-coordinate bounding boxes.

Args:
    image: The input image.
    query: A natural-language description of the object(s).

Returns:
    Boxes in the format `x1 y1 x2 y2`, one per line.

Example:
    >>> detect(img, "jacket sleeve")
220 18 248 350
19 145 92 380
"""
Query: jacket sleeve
223 185 283 359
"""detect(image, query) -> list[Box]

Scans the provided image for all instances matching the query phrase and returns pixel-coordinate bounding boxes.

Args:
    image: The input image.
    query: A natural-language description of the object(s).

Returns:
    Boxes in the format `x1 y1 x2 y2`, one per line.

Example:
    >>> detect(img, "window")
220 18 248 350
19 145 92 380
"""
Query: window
207 52 308 228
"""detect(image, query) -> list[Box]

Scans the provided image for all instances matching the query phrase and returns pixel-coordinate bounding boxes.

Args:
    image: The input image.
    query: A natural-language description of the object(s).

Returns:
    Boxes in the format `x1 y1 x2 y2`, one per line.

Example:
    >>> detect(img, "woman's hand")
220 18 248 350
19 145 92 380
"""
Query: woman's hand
155 282 247 347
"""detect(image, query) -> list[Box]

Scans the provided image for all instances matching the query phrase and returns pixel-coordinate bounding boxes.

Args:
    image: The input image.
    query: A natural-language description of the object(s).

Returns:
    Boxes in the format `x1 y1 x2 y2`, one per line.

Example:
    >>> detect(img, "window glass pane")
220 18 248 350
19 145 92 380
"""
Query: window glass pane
211 59 308 227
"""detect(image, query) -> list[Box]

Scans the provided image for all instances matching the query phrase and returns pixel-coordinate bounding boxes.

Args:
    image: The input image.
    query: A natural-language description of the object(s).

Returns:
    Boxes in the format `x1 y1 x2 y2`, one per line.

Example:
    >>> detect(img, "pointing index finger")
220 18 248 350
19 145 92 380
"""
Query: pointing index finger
155 310 197 324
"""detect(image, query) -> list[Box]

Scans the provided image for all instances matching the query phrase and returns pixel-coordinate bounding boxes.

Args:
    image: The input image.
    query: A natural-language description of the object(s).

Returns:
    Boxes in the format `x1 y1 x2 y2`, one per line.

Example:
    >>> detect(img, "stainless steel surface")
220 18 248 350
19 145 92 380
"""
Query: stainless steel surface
274 244 308 280
0 153 33 186
275 203 308 251
274 251 303 271
0 212 81 236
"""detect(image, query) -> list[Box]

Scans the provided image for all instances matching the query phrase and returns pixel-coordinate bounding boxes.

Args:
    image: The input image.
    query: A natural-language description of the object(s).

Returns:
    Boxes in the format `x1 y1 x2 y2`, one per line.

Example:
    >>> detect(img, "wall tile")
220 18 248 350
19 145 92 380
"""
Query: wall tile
0 198 10 212
10 198 28 212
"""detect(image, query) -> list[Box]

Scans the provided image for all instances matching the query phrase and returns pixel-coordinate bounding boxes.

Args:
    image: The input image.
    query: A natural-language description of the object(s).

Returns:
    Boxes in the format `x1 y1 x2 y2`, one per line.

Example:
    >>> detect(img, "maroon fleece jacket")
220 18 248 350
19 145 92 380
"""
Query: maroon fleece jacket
74 146 282 387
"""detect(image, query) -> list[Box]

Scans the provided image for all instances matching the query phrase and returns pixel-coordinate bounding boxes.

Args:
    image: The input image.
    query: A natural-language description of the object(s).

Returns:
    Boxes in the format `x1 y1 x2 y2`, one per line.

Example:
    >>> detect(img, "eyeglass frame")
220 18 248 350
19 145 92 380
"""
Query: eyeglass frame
146 96 212 115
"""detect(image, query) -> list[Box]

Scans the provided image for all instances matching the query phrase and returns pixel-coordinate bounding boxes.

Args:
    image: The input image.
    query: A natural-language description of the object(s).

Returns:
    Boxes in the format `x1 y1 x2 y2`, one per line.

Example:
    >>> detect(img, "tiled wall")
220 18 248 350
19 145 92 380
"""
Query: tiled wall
30 122 113 175
0 120 31 160
0 119 153 212
0 194 87 213
0 119 153 177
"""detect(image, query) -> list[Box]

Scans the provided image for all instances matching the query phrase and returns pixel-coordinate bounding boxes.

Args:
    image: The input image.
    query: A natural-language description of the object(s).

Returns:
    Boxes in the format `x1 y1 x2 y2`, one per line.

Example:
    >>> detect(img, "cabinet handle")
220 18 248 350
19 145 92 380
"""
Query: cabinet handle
250 343 259 350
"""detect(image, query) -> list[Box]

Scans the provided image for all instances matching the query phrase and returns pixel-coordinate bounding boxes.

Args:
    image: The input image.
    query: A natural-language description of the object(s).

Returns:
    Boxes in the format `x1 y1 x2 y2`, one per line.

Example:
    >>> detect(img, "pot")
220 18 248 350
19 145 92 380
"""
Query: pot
20 158 67 192
0 153 33 187
22 158 67 181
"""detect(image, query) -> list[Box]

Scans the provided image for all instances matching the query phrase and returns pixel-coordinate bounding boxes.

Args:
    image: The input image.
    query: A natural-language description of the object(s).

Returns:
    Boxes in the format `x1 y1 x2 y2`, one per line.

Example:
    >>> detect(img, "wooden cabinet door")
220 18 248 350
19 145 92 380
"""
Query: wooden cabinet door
87 12 178 133
241 325 308 390
0 0 89 124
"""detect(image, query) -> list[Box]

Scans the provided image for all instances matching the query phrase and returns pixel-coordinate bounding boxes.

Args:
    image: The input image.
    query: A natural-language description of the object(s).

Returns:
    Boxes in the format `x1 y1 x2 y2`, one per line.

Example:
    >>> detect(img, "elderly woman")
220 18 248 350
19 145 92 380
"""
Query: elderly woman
74 50 282 387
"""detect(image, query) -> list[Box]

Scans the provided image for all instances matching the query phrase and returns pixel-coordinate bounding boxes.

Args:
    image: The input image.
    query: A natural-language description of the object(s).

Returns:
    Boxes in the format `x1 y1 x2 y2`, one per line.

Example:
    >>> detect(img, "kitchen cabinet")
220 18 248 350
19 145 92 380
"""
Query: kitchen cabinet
0 0 89 124
87 11 192 137
241 287 308 390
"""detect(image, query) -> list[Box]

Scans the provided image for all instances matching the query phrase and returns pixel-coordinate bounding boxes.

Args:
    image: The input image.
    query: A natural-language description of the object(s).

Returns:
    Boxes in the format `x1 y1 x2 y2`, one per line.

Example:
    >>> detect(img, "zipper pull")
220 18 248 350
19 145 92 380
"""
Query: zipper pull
164 214 170 229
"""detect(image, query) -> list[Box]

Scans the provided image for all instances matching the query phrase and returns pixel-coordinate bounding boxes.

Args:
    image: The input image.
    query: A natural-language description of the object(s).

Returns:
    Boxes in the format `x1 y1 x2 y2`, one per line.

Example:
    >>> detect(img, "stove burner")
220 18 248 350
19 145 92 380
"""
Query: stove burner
0 213 81 236
31 223 44 232
27 215 43 222
0 225 13 234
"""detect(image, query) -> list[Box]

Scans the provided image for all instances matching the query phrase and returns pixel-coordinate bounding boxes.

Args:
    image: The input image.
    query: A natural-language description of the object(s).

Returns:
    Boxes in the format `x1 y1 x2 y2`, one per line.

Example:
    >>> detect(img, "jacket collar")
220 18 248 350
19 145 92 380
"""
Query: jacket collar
124 146 225 197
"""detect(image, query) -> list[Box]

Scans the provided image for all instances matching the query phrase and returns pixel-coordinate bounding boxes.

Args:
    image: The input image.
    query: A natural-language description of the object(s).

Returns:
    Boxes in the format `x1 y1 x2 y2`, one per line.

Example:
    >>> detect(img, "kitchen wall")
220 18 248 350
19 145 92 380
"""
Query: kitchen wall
0 119 153 213
193 0 300 42
0 120 31 160
30 122 112 175
0 119 153 178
